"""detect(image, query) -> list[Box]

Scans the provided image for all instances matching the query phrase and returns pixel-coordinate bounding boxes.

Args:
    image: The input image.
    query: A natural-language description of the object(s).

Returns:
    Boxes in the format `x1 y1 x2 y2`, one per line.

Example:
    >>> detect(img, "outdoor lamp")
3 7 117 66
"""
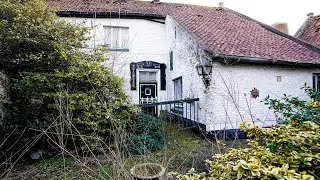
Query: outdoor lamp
196 61 213 88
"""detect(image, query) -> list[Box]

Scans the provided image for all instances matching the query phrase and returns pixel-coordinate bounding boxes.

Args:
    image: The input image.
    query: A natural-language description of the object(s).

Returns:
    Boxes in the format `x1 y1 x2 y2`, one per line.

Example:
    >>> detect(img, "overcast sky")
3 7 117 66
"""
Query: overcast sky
159 0 320 35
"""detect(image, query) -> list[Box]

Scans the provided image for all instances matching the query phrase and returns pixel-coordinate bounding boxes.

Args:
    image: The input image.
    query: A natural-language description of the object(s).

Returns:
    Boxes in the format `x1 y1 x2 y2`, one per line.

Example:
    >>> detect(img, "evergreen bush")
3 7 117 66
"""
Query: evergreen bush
264 85 320 124
128 113 164 155
171 120 320 180
0 0 134 156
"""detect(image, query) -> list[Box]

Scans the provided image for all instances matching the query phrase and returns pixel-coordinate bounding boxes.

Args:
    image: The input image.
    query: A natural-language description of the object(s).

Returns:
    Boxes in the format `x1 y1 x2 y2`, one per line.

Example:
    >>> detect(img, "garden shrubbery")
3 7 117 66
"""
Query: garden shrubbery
172 120 320 180
128 113 164 155
0 0 134 158
264 85 320 124
172 87 320 180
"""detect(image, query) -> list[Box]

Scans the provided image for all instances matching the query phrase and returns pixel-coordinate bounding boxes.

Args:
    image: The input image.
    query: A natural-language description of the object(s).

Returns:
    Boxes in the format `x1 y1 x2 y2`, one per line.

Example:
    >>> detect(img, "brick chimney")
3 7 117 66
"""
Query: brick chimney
271 23 289 34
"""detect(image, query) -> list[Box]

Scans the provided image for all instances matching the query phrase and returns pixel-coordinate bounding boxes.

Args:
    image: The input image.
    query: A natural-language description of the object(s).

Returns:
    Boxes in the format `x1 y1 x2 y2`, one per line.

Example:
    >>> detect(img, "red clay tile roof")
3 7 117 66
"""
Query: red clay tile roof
295 15 320 47
47 0 320 65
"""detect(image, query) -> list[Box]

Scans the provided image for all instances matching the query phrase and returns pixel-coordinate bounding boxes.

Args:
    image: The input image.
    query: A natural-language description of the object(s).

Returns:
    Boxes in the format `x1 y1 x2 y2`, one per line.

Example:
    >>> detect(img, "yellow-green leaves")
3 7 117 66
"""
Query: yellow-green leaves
172 121 319 179
302 175 314 180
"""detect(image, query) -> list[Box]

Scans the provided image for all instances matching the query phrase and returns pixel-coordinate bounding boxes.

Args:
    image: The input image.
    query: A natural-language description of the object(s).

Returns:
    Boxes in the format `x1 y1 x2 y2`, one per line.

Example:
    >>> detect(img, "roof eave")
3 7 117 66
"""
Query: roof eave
56 10 166 19
211 53 320 68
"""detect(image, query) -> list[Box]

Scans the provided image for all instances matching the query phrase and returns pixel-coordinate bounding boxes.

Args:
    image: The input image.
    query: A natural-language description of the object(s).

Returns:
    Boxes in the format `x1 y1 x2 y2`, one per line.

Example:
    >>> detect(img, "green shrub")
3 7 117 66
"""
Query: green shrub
0 0 134 155
171 121 320 180
40 156 75 170
98 165 113 180
264 85 320 124
6 49 132 151
127 113 164 155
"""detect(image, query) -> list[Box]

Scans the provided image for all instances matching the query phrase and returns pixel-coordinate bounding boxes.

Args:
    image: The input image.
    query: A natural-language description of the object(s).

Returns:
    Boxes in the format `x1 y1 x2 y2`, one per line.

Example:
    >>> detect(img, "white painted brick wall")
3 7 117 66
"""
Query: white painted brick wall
62 16 320 132
207 63 320 131
166 16 209 125
62 17 168 104
166 16 320 131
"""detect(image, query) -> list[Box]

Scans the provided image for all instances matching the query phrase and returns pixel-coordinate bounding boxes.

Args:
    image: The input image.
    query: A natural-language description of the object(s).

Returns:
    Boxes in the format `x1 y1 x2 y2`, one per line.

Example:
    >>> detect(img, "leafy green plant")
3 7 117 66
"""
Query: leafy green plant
0 0 134 156
98 165 113 180
127 113 164 155
171 121 320 180
264 85 320 124
40 156 75 170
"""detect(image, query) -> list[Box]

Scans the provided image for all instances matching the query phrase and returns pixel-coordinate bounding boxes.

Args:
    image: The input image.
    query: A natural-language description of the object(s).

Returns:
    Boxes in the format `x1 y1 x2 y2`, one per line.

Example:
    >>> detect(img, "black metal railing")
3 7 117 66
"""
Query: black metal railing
136 98 204 129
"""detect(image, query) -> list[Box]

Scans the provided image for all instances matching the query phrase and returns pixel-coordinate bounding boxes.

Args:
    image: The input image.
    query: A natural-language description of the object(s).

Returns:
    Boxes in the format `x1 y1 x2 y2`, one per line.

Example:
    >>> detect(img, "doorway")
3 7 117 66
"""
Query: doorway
139 71 158 115
139 83 157 115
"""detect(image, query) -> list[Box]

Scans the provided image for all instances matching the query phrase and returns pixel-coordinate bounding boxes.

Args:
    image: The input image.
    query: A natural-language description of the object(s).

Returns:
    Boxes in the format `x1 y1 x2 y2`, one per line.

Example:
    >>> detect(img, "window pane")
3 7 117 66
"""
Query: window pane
104 27 112 47
139 72 148 82
148 72 157 82
121 28 129 49
139 71 157 82
174 78 182 100
313 74 320 92
104 26 129 50
313 75 316 90
112 28 120 49
178 78 182 99
317 76 320 92
170 51 173 71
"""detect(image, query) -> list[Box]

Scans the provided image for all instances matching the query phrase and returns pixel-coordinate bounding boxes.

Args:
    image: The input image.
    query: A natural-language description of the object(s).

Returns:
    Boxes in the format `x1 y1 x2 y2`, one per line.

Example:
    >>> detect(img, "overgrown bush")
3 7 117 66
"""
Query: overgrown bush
0 0 134 157
128 113 164 155
264 85 320 124
171 120 320 180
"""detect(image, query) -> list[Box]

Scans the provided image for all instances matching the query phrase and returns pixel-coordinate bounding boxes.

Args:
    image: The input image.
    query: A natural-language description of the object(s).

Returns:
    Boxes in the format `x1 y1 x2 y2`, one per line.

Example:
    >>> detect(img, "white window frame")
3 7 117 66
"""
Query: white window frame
104 26 129 51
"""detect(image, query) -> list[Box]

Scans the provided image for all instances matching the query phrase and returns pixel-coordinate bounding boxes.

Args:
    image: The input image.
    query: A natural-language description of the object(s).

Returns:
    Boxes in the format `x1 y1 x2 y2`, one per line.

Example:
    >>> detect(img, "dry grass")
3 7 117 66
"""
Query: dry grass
2 120 247 180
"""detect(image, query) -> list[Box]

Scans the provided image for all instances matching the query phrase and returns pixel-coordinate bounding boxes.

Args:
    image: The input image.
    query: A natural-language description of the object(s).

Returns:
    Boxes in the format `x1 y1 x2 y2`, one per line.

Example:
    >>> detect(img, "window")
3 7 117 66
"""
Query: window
169 51 173 71
173 77 182 100
104 26 129 51
276 76 282 82
313 74 320 92
139 71 157 83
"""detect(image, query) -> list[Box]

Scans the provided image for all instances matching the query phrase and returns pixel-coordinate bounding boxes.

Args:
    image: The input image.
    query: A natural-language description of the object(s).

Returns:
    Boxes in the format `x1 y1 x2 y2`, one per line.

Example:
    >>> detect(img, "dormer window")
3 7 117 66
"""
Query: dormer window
104 26 129 51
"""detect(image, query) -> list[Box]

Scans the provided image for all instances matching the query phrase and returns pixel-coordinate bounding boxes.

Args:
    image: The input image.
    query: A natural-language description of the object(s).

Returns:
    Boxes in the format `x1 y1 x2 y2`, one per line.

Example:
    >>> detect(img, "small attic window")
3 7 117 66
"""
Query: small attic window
276 76 282 82
315 28 320 33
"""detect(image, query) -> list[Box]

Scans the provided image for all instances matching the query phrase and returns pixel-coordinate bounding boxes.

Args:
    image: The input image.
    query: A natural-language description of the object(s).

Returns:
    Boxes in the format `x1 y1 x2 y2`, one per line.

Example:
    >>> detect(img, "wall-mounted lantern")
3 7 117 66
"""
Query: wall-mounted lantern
196 61 213 88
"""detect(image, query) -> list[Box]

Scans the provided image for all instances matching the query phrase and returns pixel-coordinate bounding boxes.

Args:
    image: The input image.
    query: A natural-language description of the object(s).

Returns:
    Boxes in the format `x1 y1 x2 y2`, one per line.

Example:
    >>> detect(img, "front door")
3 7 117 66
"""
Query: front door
140 83 157 115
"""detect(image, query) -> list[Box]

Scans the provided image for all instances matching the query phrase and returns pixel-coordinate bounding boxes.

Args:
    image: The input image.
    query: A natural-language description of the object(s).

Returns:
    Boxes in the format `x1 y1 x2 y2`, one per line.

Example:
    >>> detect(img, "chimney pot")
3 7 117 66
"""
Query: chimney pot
271 23 289 34
307 12 314 17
